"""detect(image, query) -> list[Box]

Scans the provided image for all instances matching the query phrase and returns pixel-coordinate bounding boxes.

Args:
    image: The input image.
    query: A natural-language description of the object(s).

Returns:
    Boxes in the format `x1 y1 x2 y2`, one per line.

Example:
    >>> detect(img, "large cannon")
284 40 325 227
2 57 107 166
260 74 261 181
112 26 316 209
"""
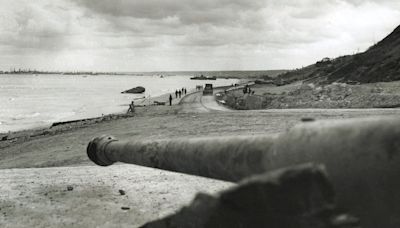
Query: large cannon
87 117 400 228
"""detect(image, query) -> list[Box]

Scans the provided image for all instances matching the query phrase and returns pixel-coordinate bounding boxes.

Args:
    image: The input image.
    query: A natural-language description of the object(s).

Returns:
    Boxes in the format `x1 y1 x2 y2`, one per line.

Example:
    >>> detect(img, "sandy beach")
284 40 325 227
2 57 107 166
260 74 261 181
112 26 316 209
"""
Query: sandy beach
3 84 400 169
2 86 400 227
0 89 190 152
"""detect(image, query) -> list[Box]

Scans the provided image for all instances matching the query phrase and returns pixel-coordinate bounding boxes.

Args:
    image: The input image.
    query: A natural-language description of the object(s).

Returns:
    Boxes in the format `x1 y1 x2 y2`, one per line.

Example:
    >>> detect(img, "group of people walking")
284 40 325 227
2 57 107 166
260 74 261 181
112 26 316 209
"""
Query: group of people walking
243 84 254 94
175 88 187 98
168 87 188 106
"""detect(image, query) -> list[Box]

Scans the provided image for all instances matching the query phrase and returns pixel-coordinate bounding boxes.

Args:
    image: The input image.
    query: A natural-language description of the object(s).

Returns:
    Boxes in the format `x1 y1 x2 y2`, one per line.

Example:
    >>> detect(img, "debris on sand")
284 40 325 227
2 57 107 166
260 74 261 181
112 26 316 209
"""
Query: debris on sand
222 81 400 109
301 117 315 122
118 189 126 195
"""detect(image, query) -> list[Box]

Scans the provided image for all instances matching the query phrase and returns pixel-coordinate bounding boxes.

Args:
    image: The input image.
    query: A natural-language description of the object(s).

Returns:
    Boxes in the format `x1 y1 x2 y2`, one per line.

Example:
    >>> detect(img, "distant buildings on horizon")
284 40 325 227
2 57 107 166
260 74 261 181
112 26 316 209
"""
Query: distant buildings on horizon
0 68 121 75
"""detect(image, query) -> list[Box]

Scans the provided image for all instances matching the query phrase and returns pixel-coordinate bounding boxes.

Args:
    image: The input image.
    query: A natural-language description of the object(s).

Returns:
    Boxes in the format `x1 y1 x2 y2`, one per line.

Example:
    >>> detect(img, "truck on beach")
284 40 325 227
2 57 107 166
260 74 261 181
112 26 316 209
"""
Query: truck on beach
203 83 213 95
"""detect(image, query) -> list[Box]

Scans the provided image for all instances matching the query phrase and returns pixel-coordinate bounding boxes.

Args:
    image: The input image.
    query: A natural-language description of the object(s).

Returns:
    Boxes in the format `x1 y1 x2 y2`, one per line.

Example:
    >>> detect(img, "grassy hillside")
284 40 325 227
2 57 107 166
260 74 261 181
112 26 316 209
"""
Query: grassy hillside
276 25 400 84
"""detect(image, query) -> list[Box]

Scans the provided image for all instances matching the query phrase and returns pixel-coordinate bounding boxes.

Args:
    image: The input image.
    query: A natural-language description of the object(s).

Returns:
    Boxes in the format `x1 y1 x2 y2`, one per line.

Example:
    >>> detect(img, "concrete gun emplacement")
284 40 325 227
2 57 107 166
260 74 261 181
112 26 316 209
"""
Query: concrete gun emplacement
87 118 400 228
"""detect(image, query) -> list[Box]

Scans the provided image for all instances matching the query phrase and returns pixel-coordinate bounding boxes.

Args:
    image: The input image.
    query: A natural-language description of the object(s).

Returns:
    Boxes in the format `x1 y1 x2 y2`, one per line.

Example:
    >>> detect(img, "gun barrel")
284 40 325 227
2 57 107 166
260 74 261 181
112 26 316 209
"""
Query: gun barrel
87 134 273 182
87 117 400 227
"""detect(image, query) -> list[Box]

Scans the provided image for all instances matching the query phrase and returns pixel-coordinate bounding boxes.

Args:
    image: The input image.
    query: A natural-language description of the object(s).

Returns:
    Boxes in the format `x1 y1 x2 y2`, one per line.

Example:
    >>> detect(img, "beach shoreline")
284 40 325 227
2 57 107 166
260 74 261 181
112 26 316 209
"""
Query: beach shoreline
0 79 249 157
0 78 247 138
0 74 240 135
0 87 197 150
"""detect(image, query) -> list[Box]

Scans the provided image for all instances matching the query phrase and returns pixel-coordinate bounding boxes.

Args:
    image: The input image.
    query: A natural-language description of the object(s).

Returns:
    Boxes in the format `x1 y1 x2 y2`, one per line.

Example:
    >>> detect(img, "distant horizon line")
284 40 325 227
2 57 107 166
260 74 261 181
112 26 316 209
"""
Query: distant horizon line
0 69 288 74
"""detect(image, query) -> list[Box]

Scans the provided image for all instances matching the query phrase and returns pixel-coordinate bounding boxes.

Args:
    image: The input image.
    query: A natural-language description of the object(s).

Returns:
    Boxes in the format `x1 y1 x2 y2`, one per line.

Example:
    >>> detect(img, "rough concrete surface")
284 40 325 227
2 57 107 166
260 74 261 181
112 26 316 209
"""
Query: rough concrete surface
143 164 360 228
0 165 232 228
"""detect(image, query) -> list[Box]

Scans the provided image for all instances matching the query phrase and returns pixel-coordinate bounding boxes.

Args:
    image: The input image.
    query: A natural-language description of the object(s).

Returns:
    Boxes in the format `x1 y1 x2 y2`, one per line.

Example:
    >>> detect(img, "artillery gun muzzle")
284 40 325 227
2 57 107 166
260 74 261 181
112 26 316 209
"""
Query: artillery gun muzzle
87 117 400 228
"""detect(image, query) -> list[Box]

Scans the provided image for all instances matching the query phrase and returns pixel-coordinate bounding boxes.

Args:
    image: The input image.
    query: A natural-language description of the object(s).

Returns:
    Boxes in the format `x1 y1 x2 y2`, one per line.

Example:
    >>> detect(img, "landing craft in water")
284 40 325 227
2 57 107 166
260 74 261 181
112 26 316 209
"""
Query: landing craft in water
121 86 145 94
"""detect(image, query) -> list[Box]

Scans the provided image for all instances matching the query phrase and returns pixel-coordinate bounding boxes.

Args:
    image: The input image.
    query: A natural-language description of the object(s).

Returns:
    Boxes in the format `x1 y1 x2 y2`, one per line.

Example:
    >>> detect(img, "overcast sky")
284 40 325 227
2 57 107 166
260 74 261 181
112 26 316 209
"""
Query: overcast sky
1 0 400 72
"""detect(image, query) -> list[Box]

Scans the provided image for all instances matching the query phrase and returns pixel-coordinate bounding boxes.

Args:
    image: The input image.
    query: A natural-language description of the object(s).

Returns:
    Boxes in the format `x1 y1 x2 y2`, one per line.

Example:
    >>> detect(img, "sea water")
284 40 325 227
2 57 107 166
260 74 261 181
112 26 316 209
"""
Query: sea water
0 74 238 133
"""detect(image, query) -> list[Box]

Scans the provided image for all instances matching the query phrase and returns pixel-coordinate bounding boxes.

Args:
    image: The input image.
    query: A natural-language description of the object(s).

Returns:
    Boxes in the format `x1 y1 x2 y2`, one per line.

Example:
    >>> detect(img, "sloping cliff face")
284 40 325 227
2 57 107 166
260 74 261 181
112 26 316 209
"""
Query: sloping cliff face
276 25 400 84
327 25 400 83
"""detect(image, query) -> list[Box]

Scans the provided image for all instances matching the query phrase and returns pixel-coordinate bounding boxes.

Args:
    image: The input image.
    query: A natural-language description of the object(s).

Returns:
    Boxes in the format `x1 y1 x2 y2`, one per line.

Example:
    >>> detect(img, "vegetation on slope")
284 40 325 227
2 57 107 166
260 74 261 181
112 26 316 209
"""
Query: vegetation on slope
275 25 400 84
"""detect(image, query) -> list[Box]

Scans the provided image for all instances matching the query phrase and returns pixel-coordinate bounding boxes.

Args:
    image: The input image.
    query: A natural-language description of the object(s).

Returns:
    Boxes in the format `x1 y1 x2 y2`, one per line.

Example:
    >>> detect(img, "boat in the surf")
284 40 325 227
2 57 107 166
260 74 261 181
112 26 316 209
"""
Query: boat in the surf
121 86 146 94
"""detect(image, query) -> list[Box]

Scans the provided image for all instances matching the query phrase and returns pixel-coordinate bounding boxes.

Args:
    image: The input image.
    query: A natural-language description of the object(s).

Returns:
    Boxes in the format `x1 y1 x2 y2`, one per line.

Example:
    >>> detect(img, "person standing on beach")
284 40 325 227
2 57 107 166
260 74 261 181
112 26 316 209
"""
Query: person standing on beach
178 90 182 98
175 90 178 98
127 101 135 113
169 94 172 106
184 88 187 95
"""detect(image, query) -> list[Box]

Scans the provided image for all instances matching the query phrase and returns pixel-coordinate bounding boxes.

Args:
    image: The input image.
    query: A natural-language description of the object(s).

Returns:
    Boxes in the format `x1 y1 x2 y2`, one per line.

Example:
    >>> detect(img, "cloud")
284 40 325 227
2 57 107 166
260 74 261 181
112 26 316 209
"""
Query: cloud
0 0 81 52
0 0 399 71
72 0 265 24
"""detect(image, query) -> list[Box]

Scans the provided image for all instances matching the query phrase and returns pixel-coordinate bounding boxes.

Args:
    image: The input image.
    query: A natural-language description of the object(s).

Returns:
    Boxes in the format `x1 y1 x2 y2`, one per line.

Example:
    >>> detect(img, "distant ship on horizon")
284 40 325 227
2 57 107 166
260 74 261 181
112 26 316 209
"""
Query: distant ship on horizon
190 74 217 80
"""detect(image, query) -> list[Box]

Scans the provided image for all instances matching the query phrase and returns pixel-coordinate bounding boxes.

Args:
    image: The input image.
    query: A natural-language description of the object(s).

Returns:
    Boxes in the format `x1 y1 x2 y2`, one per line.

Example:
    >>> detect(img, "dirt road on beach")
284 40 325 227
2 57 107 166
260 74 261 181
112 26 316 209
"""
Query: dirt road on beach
1 91 400 227
179 89 232 113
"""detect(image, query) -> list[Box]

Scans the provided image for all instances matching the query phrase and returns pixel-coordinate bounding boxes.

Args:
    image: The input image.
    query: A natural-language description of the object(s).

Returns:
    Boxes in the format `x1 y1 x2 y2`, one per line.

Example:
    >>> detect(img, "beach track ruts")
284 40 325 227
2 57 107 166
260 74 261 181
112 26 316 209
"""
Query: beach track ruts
178 87 232 113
